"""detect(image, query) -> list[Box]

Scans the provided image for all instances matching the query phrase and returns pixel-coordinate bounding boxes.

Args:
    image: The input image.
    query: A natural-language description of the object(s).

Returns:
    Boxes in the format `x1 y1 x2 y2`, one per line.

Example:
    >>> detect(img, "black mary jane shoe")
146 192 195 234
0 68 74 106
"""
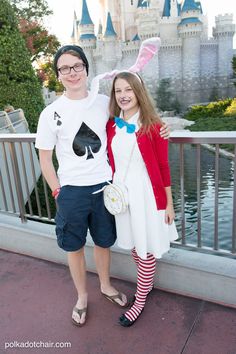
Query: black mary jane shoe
119 309 144 327
119 314 134 327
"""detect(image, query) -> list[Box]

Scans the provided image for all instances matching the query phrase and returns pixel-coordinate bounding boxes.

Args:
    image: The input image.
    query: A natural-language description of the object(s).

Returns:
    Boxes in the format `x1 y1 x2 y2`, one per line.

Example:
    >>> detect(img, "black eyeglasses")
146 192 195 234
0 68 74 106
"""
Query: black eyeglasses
58 63 86 75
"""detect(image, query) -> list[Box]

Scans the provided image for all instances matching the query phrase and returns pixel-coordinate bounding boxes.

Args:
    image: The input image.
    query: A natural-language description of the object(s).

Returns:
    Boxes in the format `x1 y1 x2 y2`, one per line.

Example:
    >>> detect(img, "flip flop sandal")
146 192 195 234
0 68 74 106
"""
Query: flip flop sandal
71 307 87 327
101 292 129 308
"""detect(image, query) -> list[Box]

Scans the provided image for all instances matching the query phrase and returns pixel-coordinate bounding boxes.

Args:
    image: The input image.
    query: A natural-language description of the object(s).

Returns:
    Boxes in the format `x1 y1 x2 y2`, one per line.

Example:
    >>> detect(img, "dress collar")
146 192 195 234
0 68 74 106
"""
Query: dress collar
120 110 140 130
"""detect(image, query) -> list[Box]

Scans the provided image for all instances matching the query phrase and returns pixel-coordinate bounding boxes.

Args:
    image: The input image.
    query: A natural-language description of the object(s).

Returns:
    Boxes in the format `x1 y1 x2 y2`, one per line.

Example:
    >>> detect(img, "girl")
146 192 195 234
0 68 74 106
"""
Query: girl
106 72 178 327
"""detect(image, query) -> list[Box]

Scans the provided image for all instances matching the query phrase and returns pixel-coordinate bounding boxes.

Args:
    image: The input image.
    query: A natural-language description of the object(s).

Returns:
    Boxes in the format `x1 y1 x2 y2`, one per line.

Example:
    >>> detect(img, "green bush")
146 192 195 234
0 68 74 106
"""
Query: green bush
184 99 233 121
0 0 45 132
188 116 236 153
189 116 236 132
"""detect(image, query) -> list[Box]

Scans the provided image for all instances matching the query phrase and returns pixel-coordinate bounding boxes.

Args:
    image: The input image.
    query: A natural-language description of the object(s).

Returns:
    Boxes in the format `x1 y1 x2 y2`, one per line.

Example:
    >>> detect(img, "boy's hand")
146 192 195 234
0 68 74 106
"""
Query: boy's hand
160 123 170 139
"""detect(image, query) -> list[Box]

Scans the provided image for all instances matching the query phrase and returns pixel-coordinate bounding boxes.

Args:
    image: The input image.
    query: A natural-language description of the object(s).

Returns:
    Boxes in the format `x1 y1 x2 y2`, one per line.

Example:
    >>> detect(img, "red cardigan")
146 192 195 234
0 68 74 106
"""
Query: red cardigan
106 119 171 210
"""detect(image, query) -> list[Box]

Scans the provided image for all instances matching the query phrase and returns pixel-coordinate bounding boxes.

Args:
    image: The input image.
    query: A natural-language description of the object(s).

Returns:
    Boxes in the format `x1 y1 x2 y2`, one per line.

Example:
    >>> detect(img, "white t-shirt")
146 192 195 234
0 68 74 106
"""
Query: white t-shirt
35 93 112 186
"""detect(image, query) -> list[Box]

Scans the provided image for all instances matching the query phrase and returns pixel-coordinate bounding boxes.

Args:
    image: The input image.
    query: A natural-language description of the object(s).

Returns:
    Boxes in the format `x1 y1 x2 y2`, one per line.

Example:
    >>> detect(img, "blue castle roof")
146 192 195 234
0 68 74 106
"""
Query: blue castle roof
132 33 140 41
177 3 181 16
137 0 149 8
195 1 203 13
104 12 117 37
181 0 200 13
80 0 93 25
178 17 202 26
80 33 96 40
162 0 170 17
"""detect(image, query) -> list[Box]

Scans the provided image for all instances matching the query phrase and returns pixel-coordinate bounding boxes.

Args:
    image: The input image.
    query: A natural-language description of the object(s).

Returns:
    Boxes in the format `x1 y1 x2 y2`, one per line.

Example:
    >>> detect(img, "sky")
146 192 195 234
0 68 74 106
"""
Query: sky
45 0 236 47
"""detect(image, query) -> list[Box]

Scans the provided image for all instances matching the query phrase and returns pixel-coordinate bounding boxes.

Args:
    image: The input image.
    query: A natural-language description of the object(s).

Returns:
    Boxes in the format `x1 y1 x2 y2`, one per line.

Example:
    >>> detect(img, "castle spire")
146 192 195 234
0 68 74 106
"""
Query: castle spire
98 21 103 36
132 33 140 41
71 10 78 43
80 0 93 25
181 0 199 13
162 0 170 17
79 0 96 42
137 0 149 8
170 0 178 17
104 12 117 37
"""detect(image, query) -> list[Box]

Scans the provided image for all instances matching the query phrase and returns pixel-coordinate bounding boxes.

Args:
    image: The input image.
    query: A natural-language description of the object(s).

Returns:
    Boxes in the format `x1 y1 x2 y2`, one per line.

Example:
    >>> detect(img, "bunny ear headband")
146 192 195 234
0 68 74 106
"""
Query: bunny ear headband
87 37 161 107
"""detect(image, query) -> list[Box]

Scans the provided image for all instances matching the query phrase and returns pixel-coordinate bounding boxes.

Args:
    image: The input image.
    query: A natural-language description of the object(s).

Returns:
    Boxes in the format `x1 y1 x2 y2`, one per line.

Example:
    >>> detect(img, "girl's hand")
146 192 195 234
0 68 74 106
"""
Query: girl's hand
160 123 170 139
165 204 175 225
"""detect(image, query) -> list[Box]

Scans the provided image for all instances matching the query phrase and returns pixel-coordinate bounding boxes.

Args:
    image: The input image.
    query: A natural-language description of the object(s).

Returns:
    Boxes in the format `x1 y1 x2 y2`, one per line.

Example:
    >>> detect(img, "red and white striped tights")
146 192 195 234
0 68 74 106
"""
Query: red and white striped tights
124 248 156 322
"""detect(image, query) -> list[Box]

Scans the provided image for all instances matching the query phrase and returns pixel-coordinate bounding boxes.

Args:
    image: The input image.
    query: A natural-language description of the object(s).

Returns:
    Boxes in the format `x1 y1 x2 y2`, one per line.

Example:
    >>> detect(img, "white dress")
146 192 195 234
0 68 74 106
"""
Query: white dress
112 112 178 259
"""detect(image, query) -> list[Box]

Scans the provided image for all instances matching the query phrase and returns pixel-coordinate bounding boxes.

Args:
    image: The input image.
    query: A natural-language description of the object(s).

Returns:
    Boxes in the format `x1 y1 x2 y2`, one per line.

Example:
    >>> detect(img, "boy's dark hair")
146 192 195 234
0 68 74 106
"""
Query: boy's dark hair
53 45 89 77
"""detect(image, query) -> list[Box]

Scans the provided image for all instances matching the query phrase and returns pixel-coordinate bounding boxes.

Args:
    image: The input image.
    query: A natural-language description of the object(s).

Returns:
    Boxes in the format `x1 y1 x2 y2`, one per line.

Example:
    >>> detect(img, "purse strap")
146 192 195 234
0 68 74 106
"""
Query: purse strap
92 138 136 195
123 139 137 183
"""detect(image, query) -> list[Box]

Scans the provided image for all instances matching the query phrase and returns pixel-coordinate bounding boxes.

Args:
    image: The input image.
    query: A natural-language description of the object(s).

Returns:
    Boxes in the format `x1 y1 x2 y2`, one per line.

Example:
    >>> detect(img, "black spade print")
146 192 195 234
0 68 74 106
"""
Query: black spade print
54 111 62 126
73 122 101 160
54 112 61 120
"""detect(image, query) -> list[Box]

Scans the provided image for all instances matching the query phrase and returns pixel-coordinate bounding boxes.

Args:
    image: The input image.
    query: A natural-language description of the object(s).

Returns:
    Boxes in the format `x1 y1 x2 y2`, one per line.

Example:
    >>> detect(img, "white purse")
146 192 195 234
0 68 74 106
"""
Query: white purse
103 142 136 215
103 182 129 215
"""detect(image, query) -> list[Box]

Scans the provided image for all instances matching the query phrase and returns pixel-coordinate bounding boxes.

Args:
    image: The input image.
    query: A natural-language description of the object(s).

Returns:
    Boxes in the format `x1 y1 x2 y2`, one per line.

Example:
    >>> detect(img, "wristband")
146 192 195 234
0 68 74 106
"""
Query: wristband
52 187 61 198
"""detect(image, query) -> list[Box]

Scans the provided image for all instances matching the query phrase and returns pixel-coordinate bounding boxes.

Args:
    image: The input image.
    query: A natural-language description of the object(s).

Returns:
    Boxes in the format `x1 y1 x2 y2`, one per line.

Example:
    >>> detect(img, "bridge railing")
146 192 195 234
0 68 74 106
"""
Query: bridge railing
0 132 235 258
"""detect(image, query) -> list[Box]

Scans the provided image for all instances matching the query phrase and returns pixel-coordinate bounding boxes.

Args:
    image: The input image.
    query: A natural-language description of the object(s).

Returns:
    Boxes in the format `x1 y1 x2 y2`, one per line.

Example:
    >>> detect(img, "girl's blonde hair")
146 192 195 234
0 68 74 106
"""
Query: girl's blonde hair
109 72 162 133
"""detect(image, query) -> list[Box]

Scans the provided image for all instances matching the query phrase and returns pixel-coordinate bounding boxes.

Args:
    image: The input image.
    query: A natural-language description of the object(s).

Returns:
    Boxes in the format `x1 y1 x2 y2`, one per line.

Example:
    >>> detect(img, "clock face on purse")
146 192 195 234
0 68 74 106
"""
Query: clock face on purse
103 183 128 215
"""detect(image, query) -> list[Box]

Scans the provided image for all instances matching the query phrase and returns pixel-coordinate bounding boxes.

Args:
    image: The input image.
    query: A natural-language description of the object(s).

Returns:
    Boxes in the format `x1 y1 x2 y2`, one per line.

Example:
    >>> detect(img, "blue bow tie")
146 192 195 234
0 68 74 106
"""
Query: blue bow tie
114 117 136 134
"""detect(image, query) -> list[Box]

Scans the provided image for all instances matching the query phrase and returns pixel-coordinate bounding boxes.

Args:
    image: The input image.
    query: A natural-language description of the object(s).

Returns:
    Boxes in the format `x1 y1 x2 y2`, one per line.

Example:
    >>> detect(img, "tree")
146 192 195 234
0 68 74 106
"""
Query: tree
209 87 219 102
37 61 63 93
156 78 181 113
9 0 60 62
156 79 172 111
9 0 52 23
9 0 60 90
0 0 45 132
19 18 60 62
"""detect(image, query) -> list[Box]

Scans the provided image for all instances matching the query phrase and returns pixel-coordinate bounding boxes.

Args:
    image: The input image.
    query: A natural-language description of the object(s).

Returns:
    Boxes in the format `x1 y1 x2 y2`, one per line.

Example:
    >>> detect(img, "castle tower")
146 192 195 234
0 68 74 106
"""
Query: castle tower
103 12 121 69
79 0 96 46
71 10 79 44
178 0 203 104
104 12 117 38
160 0 179 40
170 0 178 18
213 14 235 96
181 0 199 13
136 0 158 39
98 0 107 33
162 0 170 17
78 0 96 78
119 0 138 41
106 0 122 40
97 20 103 41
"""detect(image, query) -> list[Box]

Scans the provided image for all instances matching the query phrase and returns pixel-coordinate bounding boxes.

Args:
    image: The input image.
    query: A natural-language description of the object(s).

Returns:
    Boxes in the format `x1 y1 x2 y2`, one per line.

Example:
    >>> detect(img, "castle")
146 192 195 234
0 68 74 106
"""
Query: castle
71 0 236 108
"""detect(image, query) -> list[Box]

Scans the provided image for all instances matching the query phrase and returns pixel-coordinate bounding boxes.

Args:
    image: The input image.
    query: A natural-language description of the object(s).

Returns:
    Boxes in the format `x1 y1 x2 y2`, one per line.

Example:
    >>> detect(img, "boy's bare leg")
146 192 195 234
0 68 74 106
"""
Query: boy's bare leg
68 248 88 325
93 245 127 306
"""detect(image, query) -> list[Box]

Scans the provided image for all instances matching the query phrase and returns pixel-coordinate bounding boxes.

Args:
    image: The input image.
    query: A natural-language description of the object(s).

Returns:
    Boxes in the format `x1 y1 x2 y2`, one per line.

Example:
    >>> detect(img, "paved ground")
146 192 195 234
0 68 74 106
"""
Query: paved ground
0 249 236 354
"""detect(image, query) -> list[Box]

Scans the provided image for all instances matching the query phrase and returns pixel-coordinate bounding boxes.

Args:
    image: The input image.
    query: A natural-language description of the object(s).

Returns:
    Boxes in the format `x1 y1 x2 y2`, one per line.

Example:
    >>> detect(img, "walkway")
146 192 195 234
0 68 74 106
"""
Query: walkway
0 250 236 354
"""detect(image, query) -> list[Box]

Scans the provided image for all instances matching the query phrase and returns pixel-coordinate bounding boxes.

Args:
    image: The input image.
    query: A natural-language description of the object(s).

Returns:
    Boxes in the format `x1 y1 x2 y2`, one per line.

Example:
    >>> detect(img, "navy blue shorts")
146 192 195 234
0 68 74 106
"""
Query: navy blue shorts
55 183 116 252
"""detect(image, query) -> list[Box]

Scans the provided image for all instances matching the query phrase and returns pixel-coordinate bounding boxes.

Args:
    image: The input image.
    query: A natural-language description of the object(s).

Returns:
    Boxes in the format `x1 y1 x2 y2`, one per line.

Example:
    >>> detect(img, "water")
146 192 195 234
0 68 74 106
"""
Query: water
169 144 234 251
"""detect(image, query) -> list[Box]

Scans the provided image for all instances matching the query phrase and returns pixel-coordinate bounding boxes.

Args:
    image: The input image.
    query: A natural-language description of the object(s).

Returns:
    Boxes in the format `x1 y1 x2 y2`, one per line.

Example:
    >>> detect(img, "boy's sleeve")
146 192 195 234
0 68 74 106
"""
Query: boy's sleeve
35 110 56 150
